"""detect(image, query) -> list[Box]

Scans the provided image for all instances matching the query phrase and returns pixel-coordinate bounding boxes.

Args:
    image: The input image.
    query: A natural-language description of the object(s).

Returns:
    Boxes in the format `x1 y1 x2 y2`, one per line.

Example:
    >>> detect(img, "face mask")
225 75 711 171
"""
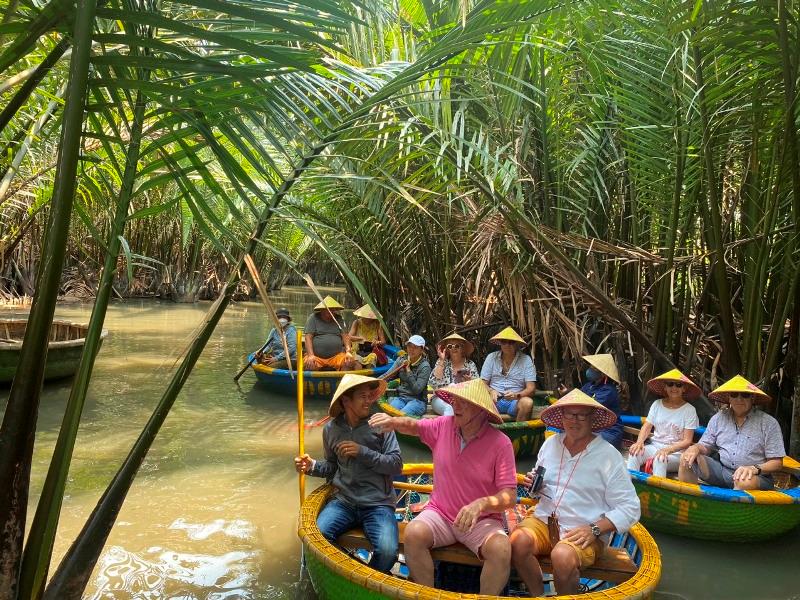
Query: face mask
278 318 289 326
585 367 602 382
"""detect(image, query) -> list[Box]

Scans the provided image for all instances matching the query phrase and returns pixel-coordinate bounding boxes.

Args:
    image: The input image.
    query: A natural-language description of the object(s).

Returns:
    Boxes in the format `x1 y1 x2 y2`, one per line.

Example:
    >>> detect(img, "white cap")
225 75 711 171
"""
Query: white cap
406 335 426 347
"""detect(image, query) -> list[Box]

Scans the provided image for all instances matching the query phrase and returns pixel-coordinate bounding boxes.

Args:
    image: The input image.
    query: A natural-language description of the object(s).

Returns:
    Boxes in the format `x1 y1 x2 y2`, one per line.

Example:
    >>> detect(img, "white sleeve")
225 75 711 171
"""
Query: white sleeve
603 457 641 533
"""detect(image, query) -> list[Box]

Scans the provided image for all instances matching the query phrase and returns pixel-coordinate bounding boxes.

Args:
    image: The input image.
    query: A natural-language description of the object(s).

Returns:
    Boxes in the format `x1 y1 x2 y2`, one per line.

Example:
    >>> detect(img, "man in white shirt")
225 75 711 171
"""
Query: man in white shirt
510 389 640 596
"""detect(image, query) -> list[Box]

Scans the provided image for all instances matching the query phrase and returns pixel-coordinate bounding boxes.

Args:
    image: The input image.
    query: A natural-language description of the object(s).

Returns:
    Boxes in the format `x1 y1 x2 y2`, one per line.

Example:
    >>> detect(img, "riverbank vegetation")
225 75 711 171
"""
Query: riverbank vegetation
1 0 799 598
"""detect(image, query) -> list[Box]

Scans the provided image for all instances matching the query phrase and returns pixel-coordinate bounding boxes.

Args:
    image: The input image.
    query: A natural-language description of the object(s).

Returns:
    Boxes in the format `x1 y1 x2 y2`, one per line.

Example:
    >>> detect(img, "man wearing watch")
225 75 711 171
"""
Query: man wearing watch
510 390 640 596
679 375 785 491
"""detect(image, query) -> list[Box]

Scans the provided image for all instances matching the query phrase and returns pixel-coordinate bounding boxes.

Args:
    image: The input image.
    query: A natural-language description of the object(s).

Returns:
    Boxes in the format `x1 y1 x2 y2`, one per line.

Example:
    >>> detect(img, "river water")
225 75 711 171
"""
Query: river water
1 288 798 599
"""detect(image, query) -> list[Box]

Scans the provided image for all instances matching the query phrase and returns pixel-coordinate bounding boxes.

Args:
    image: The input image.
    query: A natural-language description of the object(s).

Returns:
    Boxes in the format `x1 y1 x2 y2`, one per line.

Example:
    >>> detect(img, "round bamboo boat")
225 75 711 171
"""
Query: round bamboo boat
0 318 107 384
621 416 800 541
298 464 662 599
250 345 400 399
376 398 549 459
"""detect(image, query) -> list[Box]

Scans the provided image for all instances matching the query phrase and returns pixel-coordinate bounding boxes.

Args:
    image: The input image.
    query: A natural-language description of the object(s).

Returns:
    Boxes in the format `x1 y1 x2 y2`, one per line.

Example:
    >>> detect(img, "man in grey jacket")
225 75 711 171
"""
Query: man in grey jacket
294 374 403 573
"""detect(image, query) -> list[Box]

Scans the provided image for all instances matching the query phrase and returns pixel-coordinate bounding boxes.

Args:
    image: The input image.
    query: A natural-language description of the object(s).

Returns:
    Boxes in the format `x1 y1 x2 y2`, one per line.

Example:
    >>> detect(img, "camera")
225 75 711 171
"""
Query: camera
528 465 546 494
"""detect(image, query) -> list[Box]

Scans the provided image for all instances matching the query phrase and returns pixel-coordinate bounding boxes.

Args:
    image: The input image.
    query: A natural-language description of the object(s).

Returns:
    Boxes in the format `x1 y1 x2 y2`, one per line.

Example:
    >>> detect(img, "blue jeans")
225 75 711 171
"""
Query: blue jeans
390 396 427 416
496 397 519 417
317 498 399 573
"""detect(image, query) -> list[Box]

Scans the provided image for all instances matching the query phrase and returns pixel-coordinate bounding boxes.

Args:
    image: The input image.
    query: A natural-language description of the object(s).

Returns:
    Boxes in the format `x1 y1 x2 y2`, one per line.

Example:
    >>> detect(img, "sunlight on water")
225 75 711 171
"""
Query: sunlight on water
2 291 335 599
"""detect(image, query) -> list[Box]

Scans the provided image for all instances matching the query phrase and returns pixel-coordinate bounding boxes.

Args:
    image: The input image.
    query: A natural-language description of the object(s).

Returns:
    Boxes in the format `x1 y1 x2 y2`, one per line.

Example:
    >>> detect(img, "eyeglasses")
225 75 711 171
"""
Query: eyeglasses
562 411 592 421
665 382 684 388
445 344 462 350
728 393 752 400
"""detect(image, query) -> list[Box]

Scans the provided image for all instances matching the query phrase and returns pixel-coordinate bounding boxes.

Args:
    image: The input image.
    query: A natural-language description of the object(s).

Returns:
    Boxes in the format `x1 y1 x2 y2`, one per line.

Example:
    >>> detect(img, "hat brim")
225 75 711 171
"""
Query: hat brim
329 379 388 417
541 403 618 432
353 305 379 319
582 354 620 383
647 377 702 400
708 390 771 405
435 388 503 424
437 336 475 357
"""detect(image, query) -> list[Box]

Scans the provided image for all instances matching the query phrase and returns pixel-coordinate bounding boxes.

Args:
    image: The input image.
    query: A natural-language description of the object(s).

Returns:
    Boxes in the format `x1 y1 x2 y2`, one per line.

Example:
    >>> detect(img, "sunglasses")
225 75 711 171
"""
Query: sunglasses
562 411 592 421
728 393 753 400
665 381 684 388
445 344 462 350
498 340 518 345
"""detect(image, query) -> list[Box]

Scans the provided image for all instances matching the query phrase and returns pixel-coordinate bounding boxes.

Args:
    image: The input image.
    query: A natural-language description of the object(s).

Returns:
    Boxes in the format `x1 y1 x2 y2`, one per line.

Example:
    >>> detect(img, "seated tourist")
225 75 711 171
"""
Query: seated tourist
303 295 357 371
559 354 623 448
510 389 640 596
480 326 536 421
428 333 480 416
369 379 517 595
348 304 388 366
388 335 431 416
626 369 699 478
679 375 785 490
294 374 402 573
255 307 297 369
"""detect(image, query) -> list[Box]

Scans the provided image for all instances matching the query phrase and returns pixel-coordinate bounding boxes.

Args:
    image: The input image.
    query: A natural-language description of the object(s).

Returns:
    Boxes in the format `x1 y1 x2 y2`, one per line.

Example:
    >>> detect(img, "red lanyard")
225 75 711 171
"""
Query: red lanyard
552 441 585 515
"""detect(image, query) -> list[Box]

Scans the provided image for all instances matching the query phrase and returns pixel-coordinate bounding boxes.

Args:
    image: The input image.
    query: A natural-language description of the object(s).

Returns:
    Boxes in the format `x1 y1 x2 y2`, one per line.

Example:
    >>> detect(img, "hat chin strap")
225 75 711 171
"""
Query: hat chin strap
460 406 488 433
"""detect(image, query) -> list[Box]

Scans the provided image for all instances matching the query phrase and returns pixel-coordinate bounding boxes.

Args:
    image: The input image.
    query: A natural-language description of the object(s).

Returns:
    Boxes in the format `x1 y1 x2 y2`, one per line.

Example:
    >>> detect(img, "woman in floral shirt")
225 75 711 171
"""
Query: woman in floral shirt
429 333 480 415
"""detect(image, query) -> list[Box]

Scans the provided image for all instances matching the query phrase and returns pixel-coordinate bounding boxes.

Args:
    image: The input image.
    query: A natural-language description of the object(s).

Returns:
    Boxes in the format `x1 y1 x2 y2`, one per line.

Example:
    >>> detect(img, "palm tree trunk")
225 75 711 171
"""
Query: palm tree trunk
692 42 741 375
18 83 150 600
0 1 96 597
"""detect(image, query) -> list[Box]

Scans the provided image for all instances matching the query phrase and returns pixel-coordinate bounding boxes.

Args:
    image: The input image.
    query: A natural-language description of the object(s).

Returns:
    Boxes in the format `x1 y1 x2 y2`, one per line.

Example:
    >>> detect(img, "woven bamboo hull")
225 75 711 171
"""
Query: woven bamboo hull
298 464 661 600
621 415 800 541
631 459 800 541
0 319 107 384
377 401 547 459
250 345 400 400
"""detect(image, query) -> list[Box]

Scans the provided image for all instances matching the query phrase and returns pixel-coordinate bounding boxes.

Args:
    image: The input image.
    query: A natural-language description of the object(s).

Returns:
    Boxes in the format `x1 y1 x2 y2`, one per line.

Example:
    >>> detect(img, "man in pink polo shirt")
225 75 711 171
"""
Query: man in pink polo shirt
369 379 517 595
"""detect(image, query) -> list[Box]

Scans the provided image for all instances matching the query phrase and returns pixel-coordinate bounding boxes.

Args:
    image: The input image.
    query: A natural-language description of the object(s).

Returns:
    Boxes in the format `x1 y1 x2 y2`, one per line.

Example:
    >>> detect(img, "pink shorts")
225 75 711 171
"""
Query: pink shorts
413 509 507 559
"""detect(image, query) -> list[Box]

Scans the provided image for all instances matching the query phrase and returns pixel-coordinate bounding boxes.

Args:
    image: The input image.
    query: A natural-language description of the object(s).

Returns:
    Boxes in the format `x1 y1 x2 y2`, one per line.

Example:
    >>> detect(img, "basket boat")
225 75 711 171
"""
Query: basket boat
0 318 107 384
298 463 661 599
376 398 549 459
621 415 800 541
249 344 399 400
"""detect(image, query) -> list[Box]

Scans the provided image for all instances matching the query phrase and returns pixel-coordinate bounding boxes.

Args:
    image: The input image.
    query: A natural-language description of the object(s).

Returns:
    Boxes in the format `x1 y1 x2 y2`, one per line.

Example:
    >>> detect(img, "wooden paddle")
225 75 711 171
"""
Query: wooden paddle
297 326 305 503
233 255 294 382
233 340 269 382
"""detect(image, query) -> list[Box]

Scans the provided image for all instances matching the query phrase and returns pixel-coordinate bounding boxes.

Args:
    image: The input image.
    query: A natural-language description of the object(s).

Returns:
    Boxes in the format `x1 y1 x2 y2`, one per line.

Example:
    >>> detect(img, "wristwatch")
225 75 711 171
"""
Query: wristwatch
589 522 601 538
754 465 762 475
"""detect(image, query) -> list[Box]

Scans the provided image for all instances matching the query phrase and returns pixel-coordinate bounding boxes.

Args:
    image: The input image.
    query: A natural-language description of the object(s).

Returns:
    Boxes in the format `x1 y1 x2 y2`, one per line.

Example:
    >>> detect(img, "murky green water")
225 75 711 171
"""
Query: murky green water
2 289 798 599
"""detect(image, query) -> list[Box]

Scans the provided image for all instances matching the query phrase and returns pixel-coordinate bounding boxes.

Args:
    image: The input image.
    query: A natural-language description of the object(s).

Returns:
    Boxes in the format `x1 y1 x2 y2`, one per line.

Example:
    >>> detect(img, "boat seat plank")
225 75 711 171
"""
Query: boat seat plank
337 522 637 583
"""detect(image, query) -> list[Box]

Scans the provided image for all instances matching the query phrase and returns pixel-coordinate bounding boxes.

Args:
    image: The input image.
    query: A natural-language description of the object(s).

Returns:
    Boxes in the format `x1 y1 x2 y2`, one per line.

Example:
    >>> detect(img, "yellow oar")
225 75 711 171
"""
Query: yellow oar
297 326 305 503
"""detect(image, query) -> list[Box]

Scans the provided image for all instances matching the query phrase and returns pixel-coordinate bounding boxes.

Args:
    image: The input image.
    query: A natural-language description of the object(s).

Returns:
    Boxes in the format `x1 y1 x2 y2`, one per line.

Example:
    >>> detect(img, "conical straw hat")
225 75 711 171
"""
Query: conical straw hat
433 379 502 424
352 304 379 320
709 375 770 405
437 332 475 357
647 369 702 400
314 295 344 311
329 374 388 417
582 353 620 383
490 326 526 345
541 388 618 432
